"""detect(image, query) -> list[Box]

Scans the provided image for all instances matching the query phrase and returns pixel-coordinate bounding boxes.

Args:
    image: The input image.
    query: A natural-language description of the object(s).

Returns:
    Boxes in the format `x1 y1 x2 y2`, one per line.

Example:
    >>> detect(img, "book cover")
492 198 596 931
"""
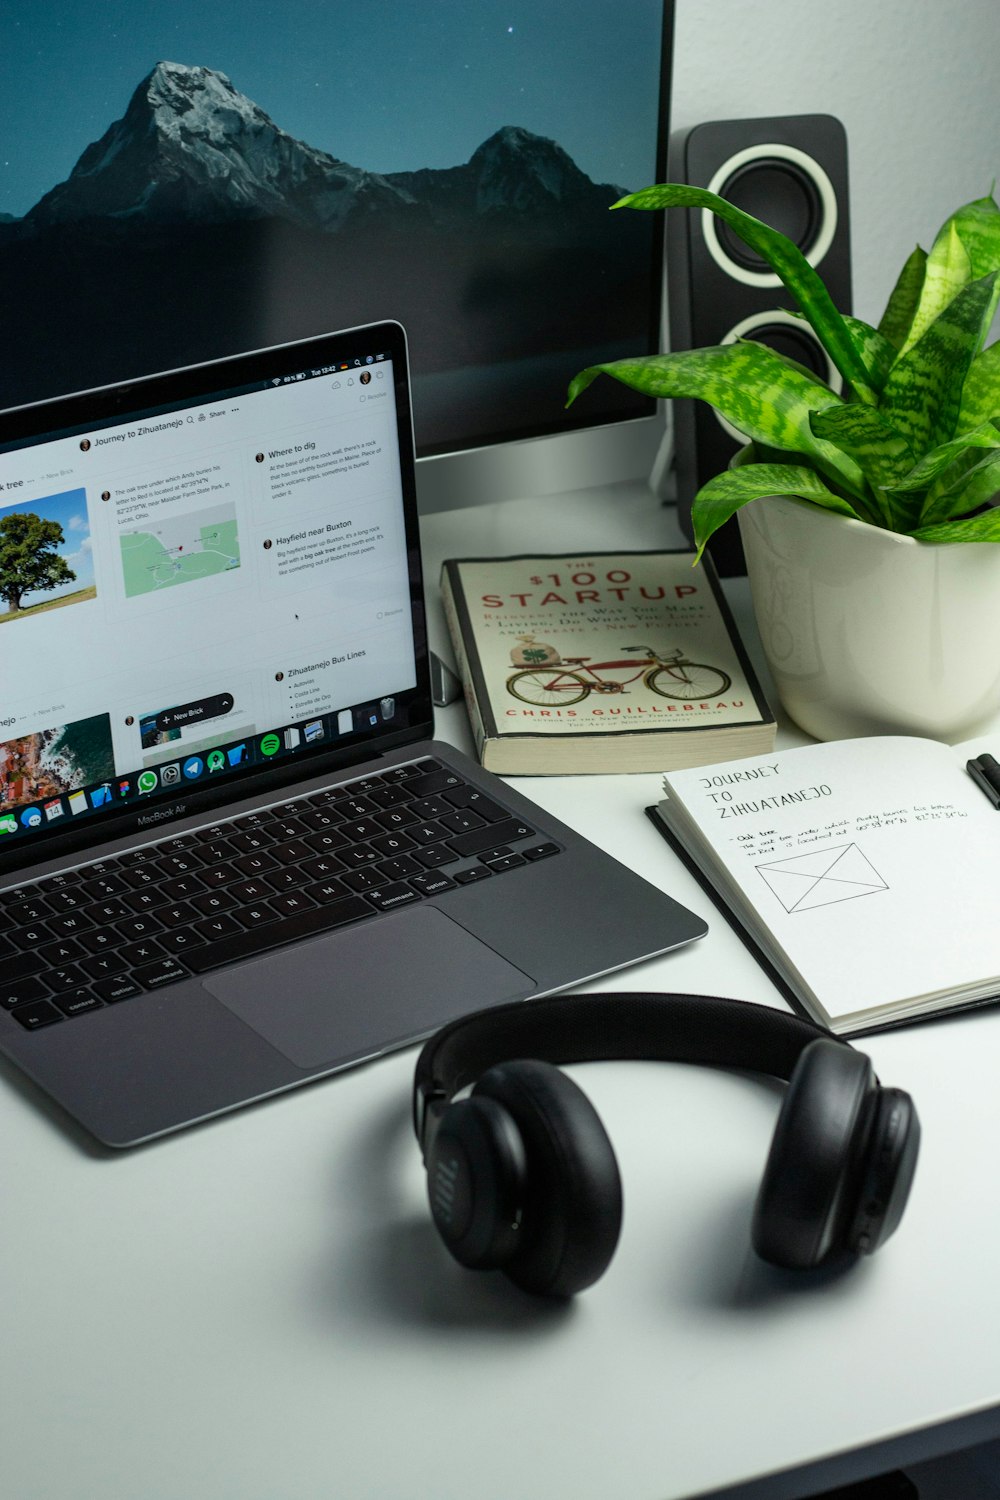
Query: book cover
441 550 776 774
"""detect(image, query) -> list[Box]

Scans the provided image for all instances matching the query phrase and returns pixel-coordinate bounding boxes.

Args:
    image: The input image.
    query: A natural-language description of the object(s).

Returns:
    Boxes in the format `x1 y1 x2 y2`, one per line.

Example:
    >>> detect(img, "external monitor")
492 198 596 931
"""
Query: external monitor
0 3 674 509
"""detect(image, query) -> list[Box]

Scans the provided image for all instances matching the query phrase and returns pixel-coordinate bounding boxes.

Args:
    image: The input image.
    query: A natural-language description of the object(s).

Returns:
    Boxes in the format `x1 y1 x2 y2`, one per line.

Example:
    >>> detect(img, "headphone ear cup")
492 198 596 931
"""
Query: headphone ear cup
752 1038 878 1270
475 1059 623 1298
425 1092 529 1271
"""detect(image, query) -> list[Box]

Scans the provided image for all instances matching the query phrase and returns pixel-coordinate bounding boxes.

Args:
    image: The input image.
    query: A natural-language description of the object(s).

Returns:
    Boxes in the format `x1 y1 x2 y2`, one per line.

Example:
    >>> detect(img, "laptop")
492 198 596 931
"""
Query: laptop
0 321 707 1147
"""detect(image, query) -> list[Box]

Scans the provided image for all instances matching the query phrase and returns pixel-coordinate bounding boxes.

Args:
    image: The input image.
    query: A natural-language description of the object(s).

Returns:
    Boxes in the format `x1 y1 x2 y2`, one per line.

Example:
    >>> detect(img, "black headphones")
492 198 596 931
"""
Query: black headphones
413 992 920 1298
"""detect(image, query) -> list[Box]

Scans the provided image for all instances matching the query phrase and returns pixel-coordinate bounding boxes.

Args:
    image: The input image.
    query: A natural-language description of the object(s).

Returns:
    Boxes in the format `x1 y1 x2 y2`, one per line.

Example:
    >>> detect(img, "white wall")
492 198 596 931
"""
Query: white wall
670 0 1000 326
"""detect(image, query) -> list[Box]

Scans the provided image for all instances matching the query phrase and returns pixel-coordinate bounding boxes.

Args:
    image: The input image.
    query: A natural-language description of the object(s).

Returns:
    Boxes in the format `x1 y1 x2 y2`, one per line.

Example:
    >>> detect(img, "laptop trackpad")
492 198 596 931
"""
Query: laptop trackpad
202 906 535 1070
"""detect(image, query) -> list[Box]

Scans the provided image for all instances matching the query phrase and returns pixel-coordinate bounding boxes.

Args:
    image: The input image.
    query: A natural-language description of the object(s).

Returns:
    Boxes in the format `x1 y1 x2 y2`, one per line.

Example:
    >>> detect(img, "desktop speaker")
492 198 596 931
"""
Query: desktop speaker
667 114 852 575
414 993 919 1298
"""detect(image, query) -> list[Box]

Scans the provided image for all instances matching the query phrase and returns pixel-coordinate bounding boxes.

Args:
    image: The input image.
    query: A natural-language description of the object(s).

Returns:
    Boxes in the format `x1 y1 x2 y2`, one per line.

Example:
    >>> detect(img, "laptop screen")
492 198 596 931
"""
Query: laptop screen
0 321 432 870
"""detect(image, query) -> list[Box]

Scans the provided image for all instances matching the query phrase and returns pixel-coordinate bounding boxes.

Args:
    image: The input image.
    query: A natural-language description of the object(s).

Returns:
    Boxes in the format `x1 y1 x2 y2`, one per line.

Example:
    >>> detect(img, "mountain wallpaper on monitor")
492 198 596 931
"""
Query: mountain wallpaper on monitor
0 10 666 452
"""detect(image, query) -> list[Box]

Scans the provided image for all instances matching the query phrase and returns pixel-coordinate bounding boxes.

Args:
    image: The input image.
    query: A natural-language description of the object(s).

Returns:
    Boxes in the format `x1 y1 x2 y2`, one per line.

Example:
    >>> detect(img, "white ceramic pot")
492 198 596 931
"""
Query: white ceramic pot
738 494 1000 742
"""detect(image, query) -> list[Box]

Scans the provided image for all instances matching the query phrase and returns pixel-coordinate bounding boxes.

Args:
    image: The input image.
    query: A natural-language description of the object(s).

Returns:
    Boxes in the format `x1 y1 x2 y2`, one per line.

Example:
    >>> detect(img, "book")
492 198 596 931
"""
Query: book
649 734 1000 1035
439 550 776 774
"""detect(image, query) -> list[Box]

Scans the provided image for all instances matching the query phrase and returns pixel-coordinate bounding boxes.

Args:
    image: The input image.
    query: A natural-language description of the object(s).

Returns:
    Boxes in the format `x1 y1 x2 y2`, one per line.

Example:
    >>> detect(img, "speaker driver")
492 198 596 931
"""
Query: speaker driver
702 143 839 287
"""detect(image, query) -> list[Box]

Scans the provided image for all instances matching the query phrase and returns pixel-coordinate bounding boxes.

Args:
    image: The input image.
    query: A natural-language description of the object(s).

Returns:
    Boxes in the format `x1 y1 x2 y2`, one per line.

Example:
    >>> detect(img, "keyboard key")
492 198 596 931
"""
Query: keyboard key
79 927 124 954
269 839 313 865
158 928 207 954
409 873 456 897
47 965 90 992
269 890 318 918
408 768 464 797
485 854 528 874
448 818 535 858
194 913 243 941
454 867 493 885
341 868 389 893
524 842 560 861
119 938 166 967
233 904 280 930
47 911 96 939
38 937 85 967
117 915 164 942
366 882 422 912
10 998 63 1030
370 831 416 857
132 957 190 990
233 852 278 877
1 973 52 1009
441 787 509 822
80 952 128 980
93 976 143 1004
11 923 52 950
160 875 206 902
376 854 421 881
191 890 237 916
55 988 103 1018
413 845 459 869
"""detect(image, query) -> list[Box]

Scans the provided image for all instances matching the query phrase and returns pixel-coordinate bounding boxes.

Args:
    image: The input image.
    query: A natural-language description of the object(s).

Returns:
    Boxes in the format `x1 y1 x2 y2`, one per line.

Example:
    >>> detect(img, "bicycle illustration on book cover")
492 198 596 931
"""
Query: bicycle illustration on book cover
504 636 732 705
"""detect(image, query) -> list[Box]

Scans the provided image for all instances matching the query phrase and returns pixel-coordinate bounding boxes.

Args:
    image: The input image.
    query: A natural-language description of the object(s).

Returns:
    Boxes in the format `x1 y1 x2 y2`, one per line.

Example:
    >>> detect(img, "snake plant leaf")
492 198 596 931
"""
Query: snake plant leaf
843 317 898 394
911 500 1000 543
951 193 1000 326
958 340 1000 429
877 247 928 352
566 342 867 499
808 406 915 525
918 449 1000 527
887 418 1000 493
899 221 974 355
613 183 878 403
689 463 866 562
878 271 998 455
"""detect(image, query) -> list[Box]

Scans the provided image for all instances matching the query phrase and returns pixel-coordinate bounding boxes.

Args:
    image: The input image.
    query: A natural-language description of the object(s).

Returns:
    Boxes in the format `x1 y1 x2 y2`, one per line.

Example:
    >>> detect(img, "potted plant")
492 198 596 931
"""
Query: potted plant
567 185 1000 742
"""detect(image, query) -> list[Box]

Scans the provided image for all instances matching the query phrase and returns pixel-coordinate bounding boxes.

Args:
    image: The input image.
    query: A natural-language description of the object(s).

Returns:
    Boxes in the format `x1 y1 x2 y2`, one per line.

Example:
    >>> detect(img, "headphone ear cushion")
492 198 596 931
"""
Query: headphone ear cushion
752 1038 877 1270
474 1059 622 1297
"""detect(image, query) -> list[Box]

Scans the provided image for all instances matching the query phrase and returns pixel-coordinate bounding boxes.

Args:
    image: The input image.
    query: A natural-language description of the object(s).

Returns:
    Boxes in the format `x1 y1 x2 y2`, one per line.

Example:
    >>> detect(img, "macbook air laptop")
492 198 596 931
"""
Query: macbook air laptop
0 321 706 1147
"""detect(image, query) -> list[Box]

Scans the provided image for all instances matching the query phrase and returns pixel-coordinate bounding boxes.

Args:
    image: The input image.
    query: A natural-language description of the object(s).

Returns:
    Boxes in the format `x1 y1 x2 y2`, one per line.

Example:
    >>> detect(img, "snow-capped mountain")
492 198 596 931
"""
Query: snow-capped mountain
27 62 418 230
25 62 619 232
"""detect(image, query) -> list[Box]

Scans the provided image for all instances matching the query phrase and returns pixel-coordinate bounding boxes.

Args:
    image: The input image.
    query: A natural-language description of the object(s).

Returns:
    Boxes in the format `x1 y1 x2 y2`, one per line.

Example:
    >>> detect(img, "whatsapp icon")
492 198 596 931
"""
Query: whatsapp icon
260 733 281 757
138 770 158 793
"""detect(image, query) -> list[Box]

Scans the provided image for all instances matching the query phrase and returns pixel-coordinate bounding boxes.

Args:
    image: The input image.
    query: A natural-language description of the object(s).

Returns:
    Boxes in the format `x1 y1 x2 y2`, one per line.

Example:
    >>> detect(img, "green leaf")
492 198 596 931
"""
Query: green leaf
959 340 1000 428
878 271 999 454
918 450 1000 526
899 221 973 355
912 503 1000 543
690 463 866 562
566 342 867 499
809 405 915 526
951 192 1000 282
877 247 927 352
843 317 898 394
614 183 878 402
887 419 1000 493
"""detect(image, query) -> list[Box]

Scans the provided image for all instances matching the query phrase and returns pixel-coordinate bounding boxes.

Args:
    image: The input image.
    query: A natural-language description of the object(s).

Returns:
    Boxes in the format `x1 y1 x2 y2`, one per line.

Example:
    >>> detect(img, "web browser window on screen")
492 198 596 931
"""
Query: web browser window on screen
0 355 416 837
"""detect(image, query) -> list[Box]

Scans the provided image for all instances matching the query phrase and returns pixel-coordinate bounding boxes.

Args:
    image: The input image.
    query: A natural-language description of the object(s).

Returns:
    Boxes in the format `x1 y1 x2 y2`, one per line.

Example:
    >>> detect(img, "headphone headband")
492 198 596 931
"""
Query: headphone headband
414 992 842 1152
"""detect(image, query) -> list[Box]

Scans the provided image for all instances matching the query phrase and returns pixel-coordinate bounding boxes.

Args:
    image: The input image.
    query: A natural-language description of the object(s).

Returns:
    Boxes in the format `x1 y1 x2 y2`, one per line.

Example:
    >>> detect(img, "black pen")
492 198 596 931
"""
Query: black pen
966 754 1000 808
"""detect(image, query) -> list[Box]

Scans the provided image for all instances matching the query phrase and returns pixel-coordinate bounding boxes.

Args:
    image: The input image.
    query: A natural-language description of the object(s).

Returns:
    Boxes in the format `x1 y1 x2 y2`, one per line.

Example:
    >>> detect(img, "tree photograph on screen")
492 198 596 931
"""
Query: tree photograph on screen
0 2 669 453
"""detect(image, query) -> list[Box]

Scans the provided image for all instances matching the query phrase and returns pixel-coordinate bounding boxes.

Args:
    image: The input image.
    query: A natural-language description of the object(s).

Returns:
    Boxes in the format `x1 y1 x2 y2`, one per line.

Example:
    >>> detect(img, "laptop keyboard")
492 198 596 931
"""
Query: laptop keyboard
0 758 561 1032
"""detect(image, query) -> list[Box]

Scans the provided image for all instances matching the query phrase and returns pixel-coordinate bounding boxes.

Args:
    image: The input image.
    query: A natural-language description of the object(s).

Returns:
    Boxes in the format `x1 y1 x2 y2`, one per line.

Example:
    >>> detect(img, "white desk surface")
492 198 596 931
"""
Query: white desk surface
5 480 1000 1500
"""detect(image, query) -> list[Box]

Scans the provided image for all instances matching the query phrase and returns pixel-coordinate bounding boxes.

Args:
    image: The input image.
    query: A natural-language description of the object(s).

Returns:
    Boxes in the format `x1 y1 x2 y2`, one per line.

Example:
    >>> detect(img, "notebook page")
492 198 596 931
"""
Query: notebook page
662 736 1000 1022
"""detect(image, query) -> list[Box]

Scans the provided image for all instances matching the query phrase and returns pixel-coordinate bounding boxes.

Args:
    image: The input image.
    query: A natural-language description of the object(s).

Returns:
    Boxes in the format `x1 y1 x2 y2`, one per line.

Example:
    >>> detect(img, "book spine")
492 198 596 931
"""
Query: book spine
440 565 491 764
